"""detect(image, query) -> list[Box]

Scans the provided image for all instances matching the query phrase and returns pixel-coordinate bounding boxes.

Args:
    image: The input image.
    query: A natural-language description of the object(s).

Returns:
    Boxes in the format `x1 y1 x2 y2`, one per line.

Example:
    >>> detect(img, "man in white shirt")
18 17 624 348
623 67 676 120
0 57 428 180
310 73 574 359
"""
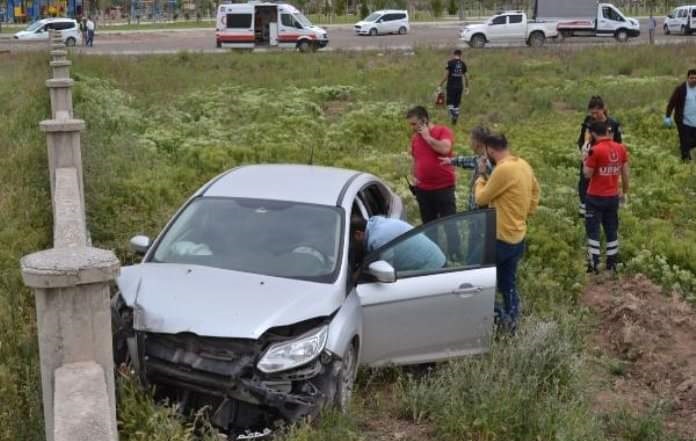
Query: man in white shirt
86 18 95 47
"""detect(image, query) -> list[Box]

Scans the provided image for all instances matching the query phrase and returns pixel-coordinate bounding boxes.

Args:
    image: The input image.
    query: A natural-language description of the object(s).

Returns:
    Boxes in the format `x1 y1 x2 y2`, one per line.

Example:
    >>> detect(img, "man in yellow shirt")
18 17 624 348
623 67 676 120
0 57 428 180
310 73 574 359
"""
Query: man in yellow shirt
474 133 540 332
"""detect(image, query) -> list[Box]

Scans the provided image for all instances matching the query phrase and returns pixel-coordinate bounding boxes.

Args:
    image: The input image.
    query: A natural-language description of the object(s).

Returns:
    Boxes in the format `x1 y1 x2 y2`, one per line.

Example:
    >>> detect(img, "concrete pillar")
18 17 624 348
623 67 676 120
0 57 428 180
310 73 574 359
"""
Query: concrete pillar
20 247 120 441
51 43 66 51
39 118 86 211
45 78 74 118
50 50 68 62
50 60 72 80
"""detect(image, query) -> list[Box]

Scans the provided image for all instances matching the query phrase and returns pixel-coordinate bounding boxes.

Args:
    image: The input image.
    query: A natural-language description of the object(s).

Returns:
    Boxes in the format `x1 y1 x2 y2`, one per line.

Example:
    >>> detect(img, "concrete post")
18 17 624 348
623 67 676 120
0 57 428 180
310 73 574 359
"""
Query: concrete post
20 247 120 441
51 43 66 51
50 50 68 62
39 118 86 211
50 60 72 80
45 78 74 118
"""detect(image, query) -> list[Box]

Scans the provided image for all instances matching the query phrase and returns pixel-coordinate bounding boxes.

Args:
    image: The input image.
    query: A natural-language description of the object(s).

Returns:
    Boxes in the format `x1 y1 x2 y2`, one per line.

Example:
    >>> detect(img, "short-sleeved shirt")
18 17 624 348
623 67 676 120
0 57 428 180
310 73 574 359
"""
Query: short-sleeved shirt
585 139 629 197
365 216 446 272
446 58 467 89
411 125 455 191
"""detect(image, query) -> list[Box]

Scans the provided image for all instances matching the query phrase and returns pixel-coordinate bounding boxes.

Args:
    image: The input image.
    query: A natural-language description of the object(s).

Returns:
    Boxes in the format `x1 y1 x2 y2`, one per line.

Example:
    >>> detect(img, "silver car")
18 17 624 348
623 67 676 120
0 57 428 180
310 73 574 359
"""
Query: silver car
112 164 496 438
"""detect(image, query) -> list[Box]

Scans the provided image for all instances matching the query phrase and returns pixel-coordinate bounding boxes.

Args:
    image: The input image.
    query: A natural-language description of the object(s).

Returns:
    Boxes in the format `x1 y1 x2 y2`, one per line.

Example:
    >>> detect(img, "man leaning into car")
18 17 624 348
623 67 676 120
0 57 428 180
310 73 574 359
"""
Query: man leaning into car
350 215 445 277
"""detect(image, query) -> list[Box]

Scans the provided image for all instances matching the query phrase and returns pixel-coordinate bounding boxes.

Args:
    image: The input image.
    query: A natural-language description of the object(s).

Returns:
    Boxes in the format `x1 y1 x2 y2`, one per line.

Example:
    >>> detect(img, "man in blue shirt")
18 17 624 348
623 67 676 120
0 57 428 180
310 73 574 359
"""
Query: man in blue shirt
350 216 446 274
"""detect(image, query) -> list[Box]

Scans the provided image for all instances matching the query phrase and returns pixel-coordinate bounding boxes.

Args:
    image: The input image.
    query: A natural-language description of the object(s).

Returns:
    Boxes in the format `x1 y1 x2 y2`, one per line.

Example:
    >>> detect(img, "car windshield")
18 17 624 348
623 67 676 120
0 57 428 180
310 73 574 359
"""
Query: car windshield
152 197 343 282
26 21 44 32
294 13 312 27
364 13 381 21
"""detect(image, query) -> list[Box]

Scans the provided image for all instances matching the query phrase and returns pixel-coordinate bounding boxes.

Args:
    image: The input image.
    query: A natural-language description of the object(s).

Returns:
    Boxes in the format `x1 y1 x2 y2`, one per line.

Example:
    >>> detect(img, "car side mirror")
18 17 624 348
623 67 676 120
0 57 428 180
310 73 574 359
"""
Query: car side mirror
129 235 151 255
367 260 396 283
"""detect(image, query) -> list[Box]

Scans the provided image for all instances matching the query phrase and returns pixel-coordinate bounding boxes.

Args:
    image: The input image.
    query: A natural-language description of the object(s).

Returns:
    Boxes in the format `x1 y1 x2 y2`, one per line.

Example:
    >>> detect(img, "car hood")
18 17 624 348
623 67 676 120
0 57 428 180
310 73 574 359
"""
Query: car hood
462 23 486 32
354 21 373 27
14 31 30 38
117 263 345 339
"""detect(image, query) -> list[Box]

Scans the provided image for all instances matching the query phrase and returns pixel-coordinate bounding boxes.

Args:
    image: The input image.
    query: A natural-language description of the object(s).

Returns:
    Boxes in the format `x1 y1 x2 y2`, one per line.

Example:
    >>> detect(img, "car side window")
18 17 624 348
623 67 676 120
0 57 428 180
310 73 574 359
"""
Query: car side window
369 210 494 279
491 16 506 25
227 13 252 28
281 13 294 27
509 14 523 24
396 13 406 20
359 184 390 216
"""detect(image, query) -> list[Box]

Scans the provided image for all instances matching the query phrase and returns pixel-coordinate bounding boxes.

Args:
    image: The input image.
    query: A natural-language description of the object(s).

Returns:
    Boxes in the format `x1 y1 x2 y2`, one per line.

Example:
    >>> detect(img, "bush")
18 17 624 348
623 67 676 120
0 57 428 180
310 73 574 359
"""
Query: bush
431 0 444 17
447 0 457 16
360 2 369 18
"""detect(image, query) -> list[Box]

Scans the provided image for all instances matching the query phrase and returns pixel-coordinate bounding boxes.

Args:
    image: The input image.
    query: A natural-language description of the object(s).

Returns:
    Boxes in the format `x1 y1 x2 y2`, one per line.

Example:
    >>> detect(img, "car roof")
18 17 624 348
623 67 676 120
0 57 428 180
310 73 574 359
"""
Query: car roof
375 9 407 13
39 17 76 22
202 164 362 206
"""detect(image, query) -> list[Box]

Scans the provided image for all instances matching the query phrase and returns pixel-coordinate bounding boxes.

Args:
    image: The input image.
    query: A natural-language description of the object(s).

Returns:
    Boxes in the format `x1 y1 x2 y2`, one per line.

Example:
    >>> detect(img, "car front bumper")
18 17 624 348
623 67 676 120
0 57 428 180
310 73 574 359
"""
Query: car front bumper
133 331 338 433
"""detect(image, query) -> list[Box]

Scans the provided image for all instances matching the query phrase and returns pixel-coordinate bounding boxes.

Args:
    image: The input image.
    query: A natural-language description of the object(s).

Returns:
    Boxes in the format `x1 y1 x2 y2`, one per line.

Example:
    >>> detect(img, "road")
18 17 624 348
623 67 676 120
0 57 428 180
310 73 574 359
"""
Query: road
1 18 694 55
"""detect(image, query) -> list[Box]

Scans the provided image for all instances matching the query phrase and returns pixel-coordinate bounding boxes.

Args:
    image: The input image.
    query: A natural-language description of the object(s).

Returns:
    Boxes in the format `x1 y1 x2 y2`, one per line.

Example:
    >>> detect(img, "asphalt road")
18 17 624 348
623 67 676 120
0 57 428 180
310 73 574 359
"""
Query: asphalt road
1 18 694 55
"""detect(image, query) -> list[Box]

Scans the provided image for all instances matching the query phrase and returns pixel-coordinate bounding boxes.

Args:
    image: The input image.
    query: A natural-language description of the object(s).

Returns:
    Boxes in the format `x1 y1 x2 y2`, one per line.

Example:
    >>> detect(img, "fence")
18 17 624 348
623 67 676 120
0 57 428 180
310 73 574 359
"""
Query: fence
19 31 119 441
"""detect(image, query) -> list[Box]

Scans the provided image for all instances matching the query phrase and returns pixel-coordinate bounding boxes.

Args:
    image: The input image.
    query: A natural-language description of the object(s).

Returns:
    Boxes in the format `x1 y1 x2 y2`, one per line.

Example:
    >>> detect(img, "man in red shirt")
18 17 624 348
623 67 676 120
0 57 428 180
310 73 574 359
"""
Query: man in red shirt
583 120 630 273
406 106 456 225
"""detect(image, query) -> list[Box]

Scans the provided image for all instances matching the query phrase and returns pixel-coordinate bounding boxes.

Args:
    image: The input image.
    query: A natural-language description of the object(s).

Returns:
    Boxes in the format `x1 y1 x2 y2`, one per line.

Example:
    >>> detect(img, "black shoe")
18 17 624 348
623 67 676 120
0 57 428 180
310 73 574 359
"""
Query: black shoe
606 262 618 273
586 263 599 274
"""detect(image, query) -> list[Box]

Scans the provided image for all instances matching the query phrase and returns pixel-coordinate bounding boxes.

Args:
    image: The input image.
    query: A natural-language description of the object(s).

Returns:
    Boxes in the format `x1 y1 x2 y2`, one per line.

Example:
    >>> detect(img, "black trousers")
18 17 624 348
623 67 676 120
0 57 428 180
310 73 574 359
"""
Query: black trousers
577 162 588 217
415 186 459 256
415 186 456 223
585 195 620 268
677 123 696 161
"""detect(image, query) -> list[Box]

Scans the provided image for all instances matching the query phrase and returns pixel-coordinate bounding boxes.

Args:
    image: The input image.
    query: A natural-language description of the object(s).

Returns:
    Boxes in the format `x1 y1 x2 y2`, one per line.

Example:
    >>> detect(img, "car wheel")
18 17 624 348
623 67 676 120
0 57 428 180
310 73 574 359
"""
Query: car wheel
216 40 221 48
298 40 311 53
369 28 378 36
334 342 358 412
65 37 76 47
664 24 670 35
398 26 407 35
528 31 545 48
469 34 486 48
615 29 628 42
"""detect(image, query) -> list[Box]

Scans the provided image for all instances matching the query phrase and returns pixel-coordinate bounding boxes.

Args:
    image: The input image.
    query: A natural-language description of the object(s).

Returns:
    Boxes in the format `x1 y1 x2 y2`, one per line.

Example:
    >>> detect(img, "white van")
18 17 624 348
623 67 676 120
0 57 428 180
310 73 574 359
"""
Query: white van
664 5 696 35
354 9 409 36
13 17 82 46
216 1 328 52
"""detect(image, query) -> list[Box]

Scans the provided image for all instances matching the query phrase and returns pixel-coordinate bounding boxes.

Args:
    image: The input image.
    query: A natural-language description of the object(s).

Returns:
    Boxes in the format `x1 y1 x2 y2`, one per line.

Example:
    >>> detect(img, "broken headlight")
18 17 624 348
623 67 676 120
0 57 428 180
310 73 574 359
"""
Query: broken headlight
257 326 328 374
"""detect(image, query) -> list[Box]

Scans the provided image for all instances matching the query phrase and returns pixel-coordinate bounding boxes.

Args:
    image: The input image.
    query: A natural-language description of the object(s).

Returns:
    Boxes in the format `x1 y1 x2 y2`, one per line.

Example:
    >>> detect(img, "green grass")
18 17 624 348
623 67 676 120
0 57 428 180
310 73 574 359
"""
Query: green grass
2 45 696 441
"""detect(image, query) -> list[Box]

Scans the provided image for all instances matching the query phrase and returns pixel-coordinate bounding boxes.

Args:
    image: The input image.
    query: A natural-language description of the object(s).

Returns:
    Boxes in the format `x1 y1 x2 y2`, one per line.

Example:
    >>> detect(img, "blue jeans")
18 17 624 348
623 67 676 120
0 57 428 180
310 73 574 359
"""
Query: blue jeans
495 239 525 328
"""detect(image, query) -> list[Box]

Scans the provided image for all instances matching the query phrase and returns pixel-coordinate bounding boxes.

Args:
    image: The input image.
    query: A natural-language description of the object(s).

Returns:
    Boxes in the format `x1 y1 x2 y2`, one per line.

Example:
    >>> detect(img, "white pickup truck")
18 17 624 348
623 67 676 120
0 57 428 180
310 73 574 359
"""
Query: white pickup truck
460 11 558 48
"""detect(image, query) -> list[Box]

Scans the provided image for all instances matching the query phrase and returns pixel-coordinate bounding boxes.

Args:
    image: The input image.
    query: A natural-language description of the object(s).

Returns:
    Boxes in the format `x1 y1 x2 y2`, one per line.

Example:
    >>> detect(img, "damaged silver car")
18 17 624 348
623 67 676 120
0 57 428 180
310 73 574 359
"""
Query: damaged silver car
112 164 497 438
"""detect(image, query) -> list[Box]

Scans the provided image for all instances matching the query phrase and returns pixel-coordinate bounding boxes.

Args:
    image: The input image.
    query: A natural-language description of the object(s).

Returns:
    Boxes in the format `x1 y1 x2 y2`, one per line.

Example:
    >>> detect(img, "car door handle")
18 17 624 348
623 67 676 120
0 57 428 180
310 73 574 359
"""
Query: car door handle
453 283 482 297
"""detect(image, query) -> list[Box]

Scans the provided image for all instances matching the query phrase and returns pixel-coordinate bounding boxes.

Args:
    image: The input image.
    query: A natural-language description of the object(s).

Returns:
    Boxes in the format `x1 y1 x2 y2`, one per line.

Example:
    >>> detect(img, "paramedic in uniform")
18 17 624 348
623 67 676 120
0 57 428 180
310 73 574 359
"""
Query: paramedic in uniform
439 49 469 125
583 120 630 274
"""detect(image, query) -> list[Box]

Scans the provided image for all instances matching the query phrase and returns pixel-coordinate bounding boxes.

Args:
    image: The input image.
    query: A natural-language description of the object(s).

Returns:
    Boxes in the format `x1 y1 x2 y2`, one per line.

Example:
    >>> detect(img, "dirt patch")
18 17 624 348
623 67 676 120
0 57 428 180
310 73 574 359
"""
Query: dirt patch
583 274 696 438
355 382 433 441
322 100 351 121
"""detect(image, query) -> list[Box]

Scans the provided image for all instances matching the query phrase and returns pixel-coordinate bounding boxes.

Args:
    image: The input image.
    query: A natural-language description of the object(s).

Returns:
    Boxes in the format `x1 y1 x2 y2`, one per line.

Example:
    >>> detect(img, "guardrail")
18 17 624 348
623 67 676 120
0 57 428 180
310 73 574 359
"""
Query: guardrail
19 30 119 441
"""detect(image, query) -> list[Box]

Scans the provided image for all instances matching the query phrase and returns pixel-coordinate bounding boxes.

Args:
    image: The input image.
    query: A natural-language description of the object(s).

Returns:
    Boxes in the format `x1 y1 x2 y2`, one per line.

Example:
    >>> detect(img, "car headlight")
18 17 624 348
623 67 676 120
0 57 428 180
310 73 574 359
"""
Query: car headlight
257 326 328 374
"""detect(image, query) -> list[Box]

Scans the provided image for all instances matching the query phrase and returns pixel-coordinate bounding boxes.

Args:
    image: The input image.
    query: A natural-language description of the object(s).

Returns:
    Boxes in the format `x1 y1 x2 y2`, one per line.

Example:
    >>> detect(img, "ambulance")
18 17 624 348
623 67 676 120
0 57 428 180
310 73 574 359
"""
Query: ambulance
216 1 329 52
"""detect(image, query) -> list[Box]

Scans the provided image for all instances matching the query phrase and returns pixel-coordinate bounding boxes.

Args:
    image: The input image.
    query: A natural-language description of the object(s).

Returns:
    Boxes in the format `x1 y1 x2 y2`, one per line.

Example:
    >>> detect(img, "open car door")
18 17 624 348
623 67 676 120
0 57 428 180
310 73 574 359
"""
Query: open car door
357 209 496 366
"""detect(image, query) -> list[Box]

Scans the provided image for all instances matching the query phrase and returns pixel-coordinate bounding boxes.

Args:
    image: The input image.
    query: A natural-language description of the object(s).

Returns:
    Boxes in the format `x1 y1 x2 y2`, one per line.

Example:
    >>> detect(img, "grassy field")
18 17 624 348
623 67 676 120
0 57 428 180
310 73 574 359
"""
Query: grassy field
1 45 696 441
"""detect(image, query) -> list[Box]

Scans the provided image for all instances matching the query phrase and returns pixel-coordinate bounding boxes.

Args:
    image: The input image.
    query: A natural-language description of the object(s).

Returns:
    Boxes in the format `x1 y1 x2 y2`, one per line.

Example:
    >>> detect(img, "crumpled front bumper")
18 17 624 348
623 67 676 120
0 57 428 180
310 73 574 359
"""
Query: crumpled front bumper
133 331 337 430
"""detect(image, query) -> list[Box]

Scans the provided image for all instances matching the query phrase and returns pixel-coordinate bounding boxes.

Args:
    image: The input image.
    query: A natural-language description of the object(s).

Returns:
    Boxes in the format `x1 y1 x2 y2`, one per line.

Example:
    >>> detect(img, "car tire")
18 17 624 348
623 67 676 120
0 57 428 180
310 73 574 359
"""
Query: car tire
664 24 670 35
528 31 545 48
398 26 407 35
297 40 311 53
615 29 628 43
469 34 486 48
65 37 76 47
216 40 221 48
369 28 378 36
333 342 358 412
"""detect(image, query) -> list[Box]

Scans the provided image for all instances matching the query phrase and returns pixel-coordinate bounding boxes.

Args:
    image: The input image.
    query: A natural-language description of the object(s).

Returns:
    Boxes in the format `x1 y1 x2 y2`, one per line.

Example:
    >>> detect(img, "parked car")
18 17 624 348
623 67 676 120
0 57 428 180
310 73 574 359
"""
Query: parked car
13 17 82 46
664 5 696 35
354 9 409 36
112 164 496 438
460 11 558 48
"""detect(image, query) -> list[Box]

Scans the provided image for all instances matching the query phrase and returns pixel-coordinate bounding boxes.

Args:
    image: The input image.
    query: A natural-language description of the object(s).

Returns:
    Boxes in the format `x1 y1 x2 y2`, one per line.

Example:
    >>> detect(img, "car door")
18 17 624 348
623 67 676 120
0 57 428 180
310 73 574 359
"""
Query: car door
506 13 525 41
668 8 680 32
357 209 497 366
487 15 507 40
